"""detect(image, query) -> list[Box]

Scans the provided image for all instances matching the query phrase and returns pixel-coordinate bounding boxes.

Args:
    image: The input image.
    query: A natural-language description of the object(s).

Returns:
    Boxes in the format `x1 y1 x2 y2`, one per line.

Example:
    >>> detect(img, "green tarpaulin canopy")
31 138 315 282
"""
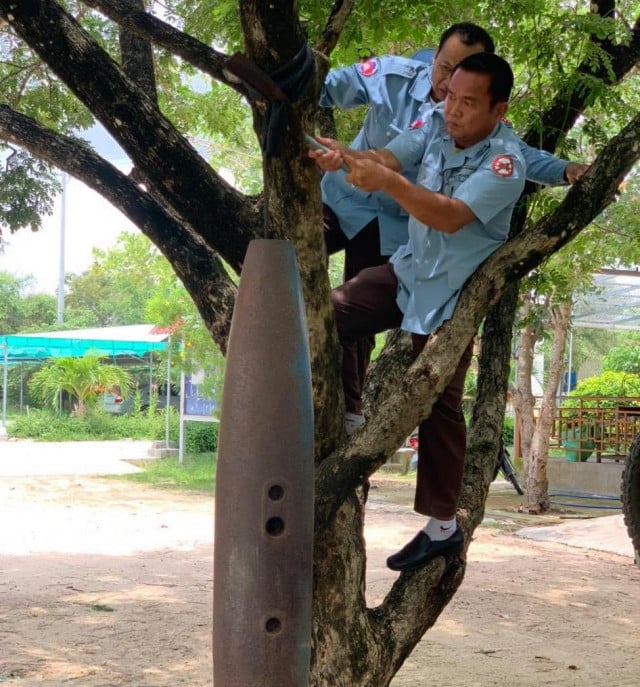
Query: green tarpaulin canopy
1 325 171 431
1 324 170 363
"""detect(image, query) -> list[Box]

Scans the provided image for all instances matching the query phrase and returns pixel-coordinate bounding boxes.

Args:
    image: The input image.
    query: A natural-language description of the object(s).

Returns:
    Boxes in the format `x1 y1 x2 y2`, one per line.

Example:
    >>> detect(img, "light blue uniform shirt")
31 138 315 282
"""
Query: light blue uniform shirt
387 106 526 336
320 55 568 256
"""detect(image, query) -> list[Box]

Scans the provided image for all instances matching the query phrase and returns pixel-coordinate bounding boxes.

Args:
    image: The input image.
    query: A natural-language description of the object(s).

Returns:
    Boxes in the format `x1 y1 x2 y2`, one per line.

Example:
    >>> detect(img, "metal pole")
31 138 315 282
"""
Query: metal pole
165 335 171 448
57 172 67 324
178 369 185 463
19 362 23 413
567 328 574 394
1 340 8 436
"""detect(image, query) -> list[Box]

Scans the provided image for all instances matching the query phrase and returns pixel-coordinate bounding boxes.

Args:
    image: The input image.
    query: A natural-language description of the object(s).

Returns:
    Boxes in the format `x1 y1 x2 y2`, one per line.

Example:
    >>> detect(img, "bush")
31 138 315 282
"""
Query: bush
11 410 80 440
185 421 219 453
563 371 640 409
8 408 218 455
9 407 181 442
603 345 640 374
502 416 515 446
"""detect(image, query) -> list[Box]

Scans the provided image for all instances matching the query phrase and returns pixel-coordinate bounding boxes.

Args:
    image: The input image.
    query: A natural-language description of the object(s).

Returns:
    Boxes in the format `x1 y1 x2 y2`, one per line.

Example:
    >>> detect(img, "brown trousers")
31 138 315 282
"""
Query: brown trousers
323 206 389 406
332 262 474 519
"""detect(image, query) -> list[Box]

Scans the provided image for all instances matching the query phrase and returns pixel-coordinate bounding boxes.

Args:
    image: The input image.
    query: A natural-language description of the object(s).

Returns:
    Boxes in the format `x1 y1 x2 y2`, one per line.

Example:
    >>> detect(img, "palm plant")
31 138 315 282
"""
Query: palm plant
29 353 133 416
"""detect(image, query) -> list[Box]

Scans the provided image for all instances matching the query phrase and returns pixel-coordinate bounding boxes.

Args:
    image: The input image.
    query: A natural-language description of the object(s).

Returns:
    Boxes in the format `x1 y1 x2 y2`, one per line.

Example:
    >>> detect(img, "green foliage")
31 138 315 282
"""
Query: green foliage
65 232 172 327
565 371 640 404
602 343 640 374
0 150 61 234
10 406 180 441
502 416 515 446
0 271 28 332
0 271 57 333
9 407 214 456
29 353 133 414
19 293 58 331
184 421 219 454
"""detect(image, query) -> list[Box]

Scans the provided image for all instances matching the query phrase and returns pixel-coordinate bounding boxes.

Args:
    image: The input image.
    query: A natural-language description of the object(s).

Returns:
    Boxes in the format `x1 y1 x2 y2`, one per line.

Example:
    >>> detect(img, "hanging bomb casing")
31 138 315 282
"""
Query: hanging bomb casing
213 239 314 687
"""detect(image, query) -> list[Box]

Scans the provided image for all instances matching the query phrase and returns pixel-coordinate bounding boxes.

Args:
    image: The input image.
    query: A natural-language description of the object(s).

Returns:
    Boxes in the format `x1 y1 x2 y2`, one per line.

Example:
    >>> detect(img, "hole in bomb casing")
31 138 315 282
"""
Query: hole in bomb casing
265 516 285 536
268 484 284 501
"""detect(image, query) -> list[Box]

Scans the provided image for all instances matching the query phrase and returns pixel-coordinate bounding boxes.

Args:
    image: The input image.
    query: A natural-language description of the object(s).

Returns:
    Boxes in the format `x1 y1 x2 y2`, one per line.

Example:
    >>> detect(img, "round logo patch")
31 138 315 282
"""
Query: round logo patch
491 155 514 177
357 59 378 77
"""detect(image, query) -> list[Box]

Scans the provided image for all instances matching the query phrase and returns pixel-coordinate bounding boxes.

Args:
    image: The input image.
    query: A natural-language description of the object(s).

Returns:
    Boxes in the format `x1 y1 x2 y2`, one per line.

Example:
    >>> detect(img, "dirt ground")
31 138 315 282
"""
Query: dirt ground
1 452 639 686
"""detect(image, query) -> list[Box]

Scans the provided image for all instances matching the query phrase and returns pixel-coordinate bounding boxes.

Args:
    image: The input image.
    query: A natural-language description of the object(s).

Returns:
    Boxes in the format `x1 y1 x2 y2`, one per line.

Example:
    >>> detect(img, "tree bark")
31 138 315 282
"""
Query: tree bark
511 294 541 470
526 301 572 513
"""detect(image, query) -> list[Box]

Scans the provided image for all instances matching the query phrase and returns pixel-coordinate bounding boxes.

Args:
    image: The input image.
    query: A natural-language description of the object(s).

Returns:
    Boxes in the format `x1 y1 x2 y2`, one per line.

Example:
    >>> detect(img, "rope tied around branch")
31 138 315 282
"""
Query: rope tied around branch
223 44 315 157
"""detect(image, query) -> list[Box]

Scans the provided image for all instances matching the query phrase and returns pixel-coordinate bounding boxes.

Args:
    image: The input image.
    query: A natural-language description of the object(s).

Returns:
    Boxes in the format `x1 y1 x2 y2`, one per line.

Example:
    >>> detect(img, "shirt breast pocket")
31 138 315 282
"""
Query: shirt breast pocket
418 166 442 192
444 165 475 195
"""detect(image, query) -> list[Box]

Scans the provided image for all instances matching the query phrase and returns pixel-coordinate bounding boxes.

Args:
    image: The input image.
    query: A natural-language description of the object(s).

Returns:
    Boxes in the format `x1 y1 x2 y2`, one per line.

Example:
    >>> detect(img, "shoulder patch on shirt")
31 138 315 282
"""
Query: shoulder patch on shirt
409 117 425 130
357 59 378 77
491 155 515 177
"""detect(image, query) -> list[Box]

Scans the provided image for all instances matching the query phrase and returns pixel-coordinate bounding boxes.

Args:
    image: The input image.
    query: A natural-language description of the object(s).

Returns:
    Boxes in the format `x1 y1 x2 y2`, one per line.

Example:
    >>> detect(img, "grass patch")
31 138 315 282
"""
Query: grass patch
120 452 217 492
8 409 217 454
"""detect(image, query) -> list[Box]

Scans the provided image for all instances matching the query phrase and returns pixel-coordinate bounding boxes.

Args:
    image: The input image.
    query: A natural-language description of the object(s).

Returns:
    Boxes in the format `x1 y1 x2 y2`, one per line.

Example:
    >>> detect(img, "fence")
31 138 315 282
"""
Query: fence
550 396 640 462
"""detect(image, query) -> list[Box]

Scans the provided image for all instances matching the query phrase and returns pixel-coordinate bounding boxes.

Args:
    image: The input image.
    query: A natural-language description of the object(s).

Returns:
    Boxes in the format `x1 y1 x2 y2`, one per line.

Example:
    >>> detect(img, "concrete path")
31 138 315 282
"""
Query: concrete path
0 439 154 476
516 513 636 558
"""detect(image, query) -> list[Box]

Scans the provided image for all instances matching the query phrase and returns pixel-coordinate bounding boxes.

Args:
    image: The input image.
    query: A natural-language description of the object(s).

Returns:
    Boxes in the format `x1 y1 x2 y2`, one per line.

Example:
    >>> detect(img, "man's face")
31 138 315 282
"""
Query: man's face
430 34 485 103
443 68 507 148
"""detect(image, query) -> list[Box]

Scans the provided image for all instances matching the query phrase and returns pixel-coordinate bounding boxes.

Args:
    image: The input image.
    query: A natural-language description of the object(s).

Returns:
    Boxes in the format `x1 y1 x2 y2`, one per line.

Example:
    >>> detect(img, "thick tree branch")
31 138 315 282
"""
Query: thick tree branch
315 0 355 56
118 0 157 102
0 0 261 271
315 110 640 532
369 556 466 679
0 104 236 351
82 0 246 94
234 0 345 460
524 10 640 150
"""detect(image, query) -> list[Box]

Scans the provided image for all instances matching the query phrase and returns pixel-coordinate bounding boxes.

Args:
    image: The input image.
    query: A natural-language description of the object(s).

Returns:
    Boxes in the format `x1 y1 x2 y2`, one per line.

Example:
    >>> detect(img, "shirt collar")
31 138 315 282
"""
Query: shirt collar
408 64 433 103
442 121 503 167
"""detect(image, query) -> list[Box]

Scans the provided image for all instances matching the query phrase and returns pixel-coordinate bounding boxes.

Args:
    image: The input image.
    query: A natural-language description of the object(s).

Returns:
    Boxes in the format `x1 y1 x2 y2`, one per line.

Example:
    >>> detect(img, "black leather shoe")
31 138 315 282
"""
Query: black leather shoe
386 528 464 572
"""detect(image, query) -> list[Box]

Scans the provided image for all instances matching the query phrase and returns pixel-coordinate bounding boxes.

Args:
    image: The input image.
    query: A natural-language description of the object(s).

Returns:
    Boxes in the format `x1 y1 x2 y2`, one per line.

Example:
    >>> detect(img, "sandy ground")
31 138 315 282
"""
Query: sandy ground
0 440 639 686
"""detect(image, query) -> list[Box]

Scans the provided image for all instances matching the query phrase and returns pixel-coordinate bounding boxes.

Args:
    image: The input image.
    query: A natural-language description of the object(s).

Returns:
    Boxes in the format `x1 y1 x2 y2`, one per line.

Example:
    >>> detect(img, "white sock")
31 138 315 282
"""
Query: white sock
422 517 457 541
344 412 365 437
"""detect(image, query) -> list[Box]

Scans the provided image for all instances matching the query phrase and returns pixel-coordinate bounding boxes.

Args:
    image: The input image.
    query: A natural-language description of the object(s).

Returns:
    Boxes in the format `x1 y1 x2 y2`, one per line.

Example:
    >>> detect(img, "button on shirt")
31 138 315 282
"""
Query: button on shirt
387 105 526 336
320 55 569 257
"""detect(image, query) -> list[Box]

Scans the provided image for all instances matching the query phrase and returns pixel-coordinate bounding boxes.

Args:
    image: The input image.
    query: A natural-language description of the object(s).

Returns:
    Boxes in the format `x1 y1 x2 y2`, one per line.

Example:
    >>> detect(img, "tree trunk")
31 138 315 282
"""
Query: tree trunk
512 294 540 472
526 300 572 512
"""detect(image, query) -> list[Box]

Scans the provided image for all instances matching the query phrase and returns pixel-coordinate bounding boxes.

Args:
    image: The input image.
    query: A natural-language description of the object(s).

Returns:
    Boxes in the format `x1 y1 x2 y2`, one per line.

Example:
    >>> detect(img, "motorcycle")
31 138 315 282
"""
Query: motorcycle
406 434 524 495
492 441 525 495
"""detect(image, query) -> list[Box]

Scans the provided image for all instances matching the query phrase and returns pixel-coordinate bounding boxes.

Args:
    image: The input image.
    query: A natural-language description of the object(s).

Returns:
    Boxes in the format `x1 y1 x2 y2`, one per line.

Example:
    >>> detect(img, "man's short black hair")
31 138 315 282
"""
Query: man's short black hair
438 23 495 54
453 52 514 105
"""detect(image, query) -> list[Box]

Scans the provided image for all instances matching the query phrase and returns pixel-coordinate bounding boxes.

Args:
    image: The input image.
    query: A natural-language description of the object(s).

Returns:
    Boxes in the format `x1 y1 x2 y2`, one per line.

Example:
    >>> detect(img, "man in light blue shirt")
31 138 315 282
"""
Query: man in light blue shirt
318 23 587 431
321 23 584 259
311 52 527 571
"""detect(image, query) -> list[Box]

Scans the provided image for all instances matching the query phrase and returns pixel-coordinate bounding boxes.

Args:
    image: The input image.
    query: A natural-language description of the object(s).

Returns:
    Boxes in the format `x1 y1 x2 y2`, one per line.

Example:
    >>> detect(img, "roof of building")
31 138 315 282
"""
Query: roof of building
1 324 170 363
573 269 640 331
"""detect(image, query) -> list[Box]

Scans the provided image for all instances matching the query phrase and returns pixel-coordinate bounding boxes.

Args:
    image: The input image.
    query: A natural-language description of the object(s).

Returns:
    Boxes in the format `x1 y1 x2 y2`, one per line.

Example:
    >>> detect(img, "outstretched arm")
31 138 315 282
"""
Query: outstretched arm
518 140 589 185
